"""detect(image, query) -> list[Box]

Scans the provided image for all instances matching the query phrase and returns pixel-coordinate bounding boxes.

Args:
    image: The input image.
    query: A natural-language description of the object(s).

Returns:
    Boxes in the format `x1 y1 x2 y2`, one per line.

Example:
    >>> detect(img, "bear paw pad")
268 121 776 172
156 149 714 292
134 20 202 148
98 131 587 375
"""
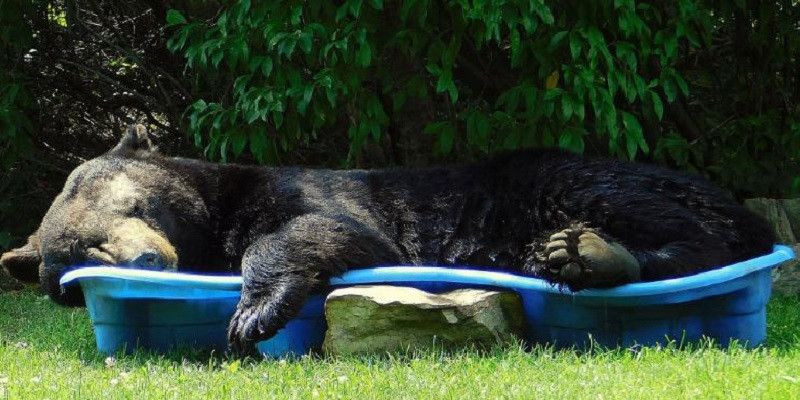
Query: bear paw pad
536 228 641 290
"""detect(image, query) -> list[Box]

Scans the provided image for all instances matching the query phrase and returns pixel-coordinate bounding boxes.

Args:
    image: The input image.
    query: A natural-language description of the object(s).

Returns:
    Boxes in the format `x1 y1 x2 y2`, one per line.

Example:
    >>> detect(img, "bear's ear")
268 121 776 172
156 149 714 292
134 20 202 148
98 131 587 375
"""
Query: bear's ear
109 124 157 156
0 231 42 283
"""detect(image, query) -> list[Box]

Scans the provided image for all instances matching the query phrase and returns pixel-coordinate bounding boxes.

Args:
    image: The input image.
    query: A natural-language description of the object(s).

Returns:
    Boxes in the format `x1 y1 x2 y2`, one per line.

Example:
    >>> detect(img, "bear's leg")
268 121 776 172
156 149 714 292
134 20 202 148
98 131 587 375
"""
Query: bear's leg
227 214 401 354
626 241 733 282
531 226 641 290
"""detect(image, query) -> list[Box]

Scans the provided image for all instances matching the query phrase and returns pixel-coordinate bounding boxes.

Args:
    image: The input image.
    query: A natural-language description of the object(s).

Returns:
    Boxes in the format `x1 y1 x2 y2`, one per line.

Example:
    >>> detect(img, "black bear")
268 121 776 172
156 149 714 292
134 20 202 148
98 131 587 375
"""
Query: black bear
1 125 775 352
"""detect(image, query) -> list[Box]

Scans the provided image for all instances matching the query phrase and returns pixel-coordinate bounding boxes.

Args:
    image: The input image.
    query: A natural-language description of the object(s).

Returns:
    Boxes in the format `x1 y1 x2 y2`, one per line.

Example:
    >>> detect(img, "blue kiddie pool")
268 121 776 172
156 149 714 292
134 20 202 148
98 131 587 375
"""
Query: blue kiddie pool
60 245 795 357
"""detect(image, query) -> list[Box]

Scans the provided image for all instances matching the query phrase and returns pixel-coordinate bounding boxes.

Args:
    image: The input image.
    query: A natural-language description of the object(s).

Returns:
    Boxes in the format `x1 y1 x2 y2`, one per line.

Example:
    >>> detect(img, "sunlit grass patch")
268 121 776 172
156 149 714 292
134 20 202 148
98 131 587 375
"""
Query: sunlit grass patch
1 288 800 399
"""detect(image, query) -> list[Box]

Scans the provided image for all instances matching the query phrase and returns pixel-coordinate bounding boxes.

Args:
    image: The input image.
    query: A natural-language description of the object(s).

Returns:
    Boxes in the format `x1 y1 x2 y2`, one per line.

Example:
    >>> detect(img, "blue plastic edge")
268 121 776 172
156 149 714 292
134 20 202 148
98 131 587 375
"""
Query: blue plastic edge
61 245 795 299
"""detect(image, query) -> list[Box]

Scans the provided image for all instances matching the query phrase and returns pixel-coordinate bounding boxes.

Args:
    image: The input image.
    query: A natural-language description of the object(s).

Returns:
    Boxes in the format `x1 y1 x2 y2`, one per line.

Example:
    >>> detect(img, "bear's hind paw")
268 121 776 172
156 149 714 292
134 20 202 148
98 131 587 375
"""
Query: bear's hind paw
535 227 641 290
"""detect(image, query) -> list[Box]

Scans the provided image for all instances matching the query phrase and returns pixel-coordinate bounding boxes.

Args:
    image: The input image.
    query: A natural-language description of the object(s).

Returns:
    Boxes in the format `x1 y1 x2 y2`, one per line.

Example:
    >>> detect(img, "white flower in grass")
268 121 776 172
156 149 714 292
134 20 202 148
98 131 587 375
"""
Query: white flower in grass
104 356 116 368
30 376 41 384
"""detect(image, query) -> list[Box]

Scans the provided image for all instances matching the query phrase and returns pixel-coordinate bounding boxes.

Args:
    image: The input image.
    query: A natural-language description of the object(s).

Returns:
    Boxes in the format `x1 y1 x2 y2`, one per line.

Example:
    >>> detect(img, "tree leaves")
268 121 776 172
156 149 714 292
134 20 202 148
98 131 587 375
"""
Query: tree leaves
424 121 456 154
531 1 555 25
168 1 703 167
622 111 648 160
569 33 582 60
466 111 490 151
165 9 186 27
548 30 568 51
427 63 458 104
356 42 372 67
559 128 585 153
650 91 664 120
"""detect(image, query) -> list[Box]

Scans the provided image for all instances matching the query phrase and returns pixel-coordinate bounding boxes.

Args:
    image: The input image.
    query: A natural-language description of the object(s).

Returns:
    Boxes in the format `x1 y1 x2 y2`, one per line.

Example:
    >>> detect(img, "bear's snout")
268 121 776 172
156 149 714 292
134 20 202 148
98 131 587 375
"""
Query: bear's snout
103 218 179 269
130 250 169 269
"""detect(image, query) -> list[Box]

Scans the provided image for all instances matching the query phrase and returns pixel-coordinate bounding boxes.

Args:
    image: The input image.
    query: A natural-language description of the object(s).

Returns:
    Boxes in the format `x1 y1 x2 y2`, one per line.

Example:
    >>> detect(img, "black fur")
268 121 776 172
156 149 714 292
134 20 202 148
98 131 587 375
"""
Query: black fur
4 135 775 352
152 149 774 351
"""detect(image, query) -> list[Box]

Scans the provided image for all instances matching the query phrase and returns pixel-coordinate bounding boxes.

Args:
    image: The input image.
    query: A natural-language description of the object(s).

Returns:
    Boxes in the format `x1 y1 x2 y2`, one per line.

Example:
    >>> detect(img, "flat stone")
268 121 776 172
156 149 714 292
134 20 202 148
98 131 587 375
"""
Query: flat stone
322 285 524 355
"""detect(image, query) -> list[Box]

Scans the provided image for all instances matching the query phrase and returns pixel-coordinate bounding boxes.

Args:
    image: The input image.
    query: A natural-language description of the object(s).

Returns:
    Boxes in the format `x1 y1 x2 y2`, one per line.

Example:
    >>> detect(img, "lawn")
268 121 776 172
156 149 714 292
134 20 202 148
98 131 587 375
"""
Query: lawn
2 288 800 399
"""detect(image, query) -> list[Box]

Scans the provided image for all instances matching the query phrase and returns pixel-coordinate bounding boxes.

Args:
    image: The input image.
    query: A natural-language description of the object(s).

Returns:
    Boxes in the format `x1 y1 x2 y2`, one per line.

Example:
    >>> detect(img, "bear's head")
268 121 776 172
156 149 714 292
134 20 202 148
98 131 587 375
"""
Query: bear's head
1 125 214 306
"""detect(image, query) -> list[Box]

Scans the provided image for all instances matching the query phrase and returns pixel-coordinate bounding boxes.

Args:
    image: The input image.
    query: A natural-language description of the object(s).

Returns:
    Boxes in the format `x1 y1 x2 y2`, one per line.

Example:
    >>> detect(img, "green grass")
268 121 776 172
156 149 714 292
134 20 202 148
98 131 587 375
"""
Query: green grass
2 289 800 399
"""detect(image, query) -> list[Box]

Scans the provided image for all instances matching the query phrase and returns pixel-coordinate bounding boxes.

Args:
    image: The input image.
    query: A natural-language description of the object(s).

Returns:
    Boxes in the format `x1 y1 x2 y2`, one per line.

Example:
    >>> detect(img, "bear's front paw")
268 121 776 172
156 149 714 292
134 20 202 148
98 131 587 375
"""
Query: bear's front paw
536 228 641 290
227 301 277 356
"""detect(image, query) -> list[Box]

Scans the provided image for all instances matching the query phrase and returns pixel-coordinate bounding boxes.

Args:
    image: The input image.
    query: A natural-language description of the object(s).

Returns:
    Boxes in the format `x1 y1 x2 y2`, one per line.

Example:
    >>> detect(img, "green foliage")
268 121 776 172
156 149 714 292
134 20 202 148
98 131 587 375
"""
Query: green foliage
0 0 34 169
650 1 800 198
167 1 707 165
0 0 796 204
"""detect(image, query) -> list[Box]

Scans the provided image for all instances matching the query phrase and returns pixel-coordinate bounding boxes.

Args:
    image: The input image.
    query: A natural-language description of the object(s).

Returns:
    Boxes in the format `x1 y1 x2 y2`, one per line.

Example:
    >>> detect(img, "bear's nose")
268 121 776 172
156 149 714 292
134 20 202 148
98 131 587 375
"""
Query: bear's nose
130 251 166 268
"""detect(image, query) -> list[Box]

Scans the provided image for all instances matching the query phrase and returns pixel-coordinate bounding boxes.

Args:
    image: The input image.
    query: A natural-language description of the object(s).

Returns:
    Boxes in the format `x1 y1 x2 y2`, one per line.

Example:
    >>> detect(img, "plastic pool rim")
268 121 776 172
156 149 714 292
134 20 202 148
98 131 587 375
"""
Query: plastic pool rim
60 245 796 299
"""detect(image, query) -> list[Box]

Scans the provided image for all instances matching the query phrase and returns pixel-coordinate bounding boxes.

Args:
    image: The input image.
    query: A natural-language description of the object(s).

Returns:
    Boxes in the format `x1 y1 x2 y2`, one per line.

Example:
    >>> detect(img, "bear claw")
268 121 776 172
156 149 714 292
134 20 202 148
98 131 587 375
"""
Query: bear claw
227 304 265 355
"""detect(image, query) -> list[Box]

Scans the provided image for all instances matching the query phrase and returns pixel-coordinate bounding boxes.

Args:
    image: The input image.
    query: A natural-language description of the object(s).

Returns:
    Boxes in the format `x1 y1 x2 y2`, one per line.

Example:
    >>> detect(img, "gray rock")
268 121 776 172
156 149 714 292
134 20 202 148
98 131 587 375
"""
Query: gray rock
322 285 525 355
744 198 800 295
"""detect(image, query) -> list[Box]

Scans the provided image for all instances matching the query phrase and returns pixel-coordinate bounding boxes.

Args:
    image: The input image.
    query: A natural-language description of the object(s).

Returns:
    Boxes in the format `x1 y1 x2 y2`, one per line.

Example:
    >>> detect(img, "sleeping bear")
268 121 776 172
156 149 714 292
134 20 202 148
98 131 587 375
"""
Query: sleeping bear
1 125 775 352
